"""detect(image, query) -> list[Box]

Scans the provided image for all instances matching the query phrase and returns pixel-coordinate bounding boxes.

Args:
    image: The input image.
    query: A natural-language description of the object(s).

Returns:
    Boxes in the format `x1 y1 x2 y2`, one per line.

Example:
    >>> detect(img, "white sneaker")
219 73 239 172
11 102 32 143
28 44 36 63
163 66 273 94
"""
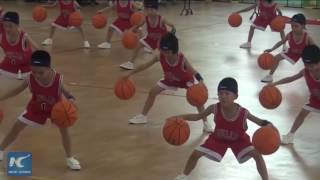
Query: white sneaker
120 61 135 70
261 74 273 83
240 42 251 49
129 114 147 124
281 133 294 145
42 38 53 46
174 174 188 180
203 120 213 133
144 47 152 53
83 41 91 48
0 150 3 161
66 157 81 170
97 42 111 49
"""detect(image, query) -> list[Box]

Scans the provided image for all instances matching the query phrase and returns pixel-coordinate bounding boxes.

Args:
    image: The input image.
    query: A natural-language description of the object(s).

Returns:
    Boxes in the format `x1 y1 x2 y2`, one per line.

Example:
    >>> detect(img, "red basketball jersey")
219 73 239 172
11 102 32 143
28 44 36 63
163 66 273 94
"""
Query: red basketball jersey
116 0 134 19
27 72 62 116
146 15 167 40
58 0 76 14
159 52 194 84
288 31 308 56
304 68 320 102
0 30 32 74
212 103 249 141
258 0 277 19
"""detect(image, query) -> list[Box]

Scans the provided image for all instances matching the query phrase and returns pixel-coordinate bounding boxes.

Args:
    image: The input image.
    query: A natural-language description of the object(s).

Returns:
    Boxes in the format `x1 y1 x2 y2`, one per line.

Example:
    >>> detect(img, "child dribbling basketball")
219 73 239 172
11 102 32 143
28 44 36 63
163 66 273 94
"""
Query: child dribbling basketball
41 0 90 48
270 45 320 144
261 13 315 82
124 33 212 133
0 50 80 170
235 0 285 49
173 77 272 180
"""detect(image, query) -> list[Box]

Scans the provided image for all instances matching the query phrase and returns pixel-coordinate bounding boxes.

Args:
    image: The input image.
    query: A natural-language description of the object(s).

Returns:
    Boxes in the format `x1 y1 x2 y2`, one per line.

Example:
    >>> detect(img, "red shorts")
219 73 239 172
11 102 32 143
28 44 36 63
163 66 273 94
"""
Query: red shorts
157 78 195 91
196 133 254 163
280 50 301 64
140 36 159 50
252 15 276 31
303 96 320 113
111 18 132 33
18 104 50 127
52 14 70 29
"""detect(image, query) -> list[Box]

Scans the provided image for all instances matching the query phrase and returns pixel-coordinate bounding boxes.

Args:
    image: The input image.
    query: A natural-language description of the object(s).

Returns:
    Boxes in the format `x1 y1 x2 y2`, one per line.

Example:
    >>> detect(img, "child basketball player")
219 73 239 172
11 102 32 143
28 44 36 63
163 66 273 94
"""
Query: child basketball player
41 0 90 48
174 77 271 180
120 0 175 70
261 13 315 82
124 33 212 132
0 12 39 100
271 45 320 144
235 0 285 49
0 6 4 34
97 0 137 49
0 50 81 170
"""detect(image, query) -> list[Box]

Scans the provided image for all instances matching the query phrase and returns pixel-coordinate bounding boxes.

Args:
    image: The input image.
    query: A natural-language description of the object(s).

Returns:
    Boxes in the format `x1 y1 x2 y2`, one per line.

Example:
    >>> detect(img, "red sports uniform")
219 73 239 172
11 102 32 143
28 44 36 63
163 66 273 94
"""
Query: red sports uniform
52 0 77 29
158 52 194 90
281 31 309 64
111 0 134 33
197 103 254 163
303 68 320 112
252 0 277 31
19 72 63 126
0 30 32 78
140 15 167 50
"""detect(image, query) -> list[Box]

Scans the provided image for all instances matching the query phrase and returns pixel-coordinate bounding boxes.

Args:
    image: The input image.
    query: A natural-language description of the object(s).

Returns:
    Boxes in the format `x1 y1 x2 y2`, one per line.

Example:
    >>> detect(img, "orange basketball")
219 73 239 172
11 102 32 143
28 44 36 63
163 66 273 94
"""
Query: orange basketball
186 84 208 107
252 126 280 155
270 16 285 32
32 6 47 22
228 13 242 27
51 97 78 128
163 117 190 146
92 14 107 29
258 53 275 70
259 85 282 109
122 31 139 49
130 12 145 26
114 78 136 100
69 12 83 27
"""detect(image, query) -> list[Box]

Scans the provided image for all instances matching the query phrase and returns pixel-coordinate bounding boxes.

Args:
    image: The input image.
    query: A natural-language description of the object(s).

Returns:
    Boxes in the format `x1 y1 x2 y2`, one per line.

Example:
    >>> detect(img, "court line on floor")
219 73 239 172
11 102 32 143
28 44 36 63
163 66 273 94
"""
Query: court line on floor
68 82 218 100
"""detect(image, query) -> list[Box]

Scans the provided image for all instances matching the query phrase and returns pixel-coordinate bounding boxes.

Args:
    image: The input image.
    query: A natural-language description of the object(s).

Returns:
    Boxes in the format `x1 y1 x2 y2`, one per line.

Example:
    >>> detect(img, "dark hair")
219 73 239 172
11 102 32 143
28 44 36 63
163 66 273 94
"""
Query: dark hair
3 11 19 25
302 45 320 64
159 33 179 54
31 50 51 67
218 77 238 95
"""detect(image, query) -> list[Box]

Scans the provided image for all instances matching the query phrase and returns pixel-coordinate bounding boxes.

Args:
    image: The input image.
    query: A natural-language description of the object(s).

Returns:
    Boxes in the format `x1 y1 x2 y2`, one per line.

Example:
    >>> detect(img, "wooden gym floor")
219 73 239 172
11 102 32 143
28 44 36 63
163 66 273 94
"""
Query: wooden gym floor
0 1 320 180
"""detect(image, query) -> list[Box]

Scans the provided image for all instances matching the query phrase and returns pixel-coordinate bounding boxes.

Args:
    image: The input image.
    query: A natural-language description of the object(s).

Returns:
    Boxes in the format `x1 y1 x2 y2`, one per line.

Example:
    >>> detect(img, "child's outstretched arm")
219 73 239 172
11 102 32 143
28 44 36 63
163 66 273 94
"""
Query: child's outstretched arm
235 4 257 14
42 0 57 8
184 59 204 83
176 104 214 122
0 80 28 101
97 5 114 14
271 69 304 86
265 33 289 52
124 53 159 78
247 112 272 127
25 35 40 51
61 84 76 101
276 5 282 16
162 18 176 34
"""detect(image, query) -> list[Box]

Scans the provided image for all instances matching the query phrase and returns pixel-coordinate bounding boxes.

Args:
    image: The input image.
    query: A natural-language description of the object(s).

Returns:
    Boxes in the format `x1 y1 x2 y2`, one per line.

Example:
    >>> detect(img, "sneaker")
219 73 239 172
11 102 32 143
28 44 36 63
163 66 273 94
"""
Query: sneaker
240 42 251 49
0 150 3 161
120 61 135 70
203 120 213 133
83 41 91 48
97 42 111 49
129 114 147 124
261 74 273 83
42 38 53 46
281 133 294 145
144 47 152 53
174 174 188 180
282 44 288 52
67 157 81 170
